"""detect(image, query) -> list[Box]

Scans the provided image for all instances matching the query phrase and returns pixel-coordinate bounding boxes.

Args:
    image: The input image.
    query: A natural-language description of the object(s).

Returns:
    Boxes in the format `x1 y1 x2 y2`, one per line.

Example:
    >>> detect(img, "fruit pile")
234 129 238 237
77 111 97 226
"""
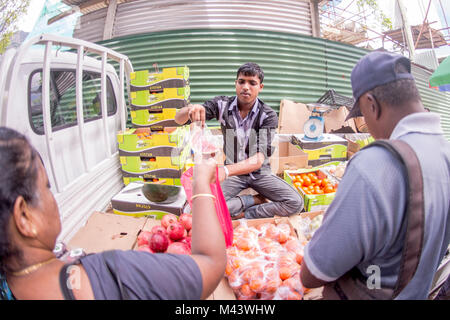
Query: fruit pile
136 213 192 255
225 221 308 300
290 171 338 195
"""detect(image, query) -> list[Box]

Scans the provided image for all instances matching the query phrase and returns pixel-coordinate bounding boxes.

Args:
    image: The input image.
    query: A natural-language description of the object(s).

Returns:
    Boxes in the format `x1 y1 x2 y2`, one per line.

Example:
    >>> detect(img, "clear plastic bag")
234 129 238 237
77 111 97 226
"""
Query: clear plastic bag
225 220 307 300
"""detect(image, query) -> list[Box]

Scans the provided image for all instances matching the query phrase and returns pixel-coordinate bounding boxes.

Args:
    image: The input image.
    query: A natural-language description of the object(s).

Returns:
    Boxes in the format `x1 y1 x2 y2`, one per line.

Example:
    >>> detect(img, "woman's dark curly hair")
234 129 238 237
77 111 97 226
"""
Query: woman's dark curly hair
0 127 40 274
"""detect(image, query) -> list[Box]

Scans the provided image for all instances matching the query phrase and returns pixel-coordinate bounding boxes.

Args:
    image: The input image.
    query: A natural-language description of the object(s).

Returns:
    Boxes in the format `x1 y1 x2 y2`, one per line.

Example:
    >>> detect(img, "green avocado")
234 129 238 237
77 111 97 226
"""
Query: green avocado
141 183 181 203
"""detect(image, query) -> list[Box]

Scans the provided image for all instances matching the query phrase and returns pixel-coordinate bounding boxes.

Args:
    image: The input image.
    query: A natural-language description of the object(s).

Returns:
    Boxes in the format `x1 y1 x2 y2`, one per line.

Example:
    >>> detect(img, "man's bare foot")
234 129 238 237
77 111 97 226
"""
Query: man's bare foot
253 194 269 205
231 212 245 220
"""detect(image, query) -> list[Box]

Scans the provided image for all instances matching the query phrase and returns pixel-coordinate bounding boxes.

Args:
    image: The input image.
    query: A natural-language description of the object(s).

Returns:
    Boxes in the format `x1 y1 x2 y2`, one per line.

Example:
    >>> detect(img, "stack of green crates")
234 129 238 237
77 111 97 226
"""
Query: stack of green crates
117 66 191 186
117 126 190 186
129 66 190 131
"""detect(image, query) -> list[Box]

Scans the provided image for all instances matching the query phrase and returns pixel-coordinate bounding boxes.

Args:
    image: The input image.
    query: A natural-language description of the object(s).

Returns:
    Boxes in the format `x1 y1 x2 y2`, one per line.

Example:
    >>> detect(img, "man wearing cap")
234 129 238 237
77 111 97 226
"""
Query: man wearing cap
300 51 450 299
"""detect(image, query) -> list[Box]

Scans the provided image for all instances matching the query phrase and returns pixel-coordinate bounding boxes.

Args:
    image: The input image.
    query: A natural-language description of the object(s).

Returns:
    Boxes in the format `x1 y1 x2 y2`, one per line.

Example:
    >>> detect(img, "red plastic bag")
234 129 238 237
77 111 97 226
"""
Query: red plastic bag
181 166 234 247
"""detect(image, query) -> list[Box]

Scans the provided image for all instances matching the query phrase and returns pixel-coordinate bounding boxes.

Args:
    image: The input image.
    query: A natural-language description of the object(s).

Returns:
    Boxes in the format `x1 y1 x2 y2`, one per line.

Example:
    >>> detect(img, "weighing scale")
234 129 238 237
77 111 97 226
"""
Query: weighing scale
302 90 355 141
303 103 336 141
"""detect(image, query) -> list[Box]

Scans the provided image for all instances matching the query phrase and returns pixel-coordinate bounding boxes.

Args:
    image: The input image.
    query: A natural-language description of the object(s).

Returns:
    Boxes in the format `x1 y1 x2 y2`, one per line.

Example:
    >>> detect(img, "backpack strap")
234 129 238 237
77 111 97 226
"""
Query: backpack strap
364 139 425 298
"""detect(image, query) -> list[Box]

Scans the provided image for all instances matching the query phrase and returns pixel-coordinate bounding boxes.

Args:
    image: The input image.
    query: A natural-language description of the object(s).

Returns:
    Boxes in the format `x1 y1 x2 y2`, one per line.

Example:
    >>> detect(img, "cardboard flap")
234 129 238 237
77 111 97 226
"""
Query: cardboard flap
324 107 357 133
68 212 148 253
278 99 310 134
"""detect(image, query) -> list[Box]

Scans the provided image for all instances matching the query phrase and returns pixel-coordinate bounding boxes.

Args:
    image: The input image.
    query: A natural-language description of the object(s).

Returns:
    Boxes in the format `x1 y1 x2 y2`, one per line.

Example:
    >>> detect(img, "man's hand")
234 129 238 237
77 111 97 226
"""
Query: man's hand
188 104 206 127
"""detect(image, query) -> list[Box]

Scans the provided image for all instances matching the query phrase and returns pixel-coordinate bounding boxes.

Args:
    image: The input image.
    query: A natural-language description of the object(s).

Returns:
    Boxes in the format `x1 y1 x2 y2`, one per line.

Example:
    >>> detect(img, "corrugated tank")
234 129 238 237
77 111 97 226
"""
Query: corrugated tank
113 0 312 38
99 29 368 112
96 29 450 139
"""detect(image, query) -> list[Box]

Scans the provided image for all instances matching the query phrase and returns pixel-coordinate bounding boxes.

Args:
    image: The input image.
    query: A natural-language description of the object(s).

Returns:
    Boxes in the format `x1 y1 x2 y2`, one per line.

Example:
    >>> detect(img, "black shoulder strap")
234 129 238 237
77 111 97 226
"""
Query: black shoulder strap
102 250 131 300
59 263 77 300
363 139 425 298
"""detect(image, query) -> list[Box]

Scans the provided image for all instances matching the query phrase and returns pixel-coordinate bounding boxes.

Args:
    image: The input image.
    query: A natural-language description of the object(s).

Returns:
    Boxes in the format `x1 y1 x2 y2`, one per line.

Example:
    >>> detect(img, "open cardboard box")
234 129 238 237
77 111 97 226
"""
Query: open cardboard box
323 106 357 133
270 137 309 174
284 169 338 212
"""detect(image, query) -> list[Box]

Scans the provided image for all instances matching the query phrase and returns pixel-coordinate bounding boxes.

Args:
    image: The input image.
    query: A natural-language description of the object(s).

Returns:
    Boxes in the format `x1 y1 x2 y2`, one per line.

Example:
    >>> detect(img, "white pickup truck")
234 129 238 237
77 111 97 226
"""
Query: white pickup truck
0 34 134 242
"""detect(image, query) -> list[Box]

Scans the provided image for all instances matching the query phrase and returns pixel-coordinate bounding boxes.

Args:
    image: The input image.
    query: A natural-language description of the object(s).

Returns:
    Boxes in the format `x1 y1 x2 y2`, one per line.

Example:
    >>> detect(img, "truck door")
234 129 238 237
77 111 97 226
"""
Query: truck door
0 34 133 241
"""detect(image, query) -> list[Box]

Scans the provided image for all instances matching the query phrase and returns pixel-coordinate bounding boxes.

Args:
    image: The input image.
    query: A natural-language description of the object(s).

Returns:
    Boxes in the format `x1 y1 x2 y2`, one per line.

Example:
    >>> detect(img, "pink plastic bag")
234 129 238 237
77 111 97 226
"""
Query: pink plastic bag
181 166 234 247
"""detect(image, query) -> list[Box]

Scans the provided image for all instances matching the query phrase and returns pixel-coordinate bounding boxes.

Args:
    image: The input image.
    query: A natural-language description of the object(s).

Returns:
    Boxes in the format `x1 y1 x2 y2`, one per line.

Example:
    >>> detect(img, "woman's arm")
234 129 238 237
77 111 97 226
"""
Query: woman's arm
189 158 227 299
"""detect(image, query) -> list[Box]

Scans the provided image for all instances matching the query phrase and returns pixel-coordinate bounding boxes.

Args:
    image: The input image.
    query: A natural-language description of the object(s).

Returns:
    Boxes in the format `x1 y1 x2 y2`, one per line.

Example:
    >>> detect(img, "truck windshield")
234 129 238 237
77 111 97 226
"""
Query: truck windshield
28 69 117 134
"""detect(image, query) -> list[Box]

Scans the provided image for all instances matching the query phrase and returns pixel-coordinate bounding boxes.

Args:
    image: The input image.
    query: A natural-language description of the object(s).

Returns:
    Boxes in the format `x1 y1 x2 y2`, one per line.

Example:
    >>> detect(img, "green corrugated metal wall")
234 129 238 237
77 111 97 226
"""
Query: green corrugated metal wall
98 28 450 139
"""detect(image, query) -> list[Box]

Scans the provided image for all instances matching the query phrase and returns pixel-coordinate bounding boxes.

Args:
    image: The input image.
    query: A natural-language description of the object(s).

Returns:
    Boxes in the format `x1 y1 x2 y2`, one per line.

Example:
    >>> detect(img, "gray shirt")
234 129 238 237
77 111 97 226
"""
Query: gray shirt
304 112 450 299
229 98 259 163
202 96 278 178
81 250 202 300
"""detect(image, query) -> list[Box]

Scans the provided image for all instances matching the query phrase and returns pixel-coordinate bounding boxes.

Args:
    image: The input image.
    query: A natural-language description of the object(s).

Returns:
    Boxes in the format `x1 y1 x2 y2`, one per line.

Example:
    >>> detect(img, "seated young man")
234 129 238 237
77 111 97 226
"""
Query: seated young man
175 62 303 219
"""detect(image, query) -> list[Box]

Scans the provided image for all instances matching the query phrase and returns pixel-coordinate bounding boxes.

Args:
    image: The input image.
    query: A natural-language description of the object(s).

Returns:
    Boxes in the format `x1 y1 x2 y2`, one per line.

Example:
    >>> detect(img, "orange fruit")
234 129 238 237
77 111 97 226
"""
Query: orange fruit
321 178 330 188
239 284 256 298
302 176 311 187
249 277 266 293
265 224 280 242
279 266 295 281
264 269 282 294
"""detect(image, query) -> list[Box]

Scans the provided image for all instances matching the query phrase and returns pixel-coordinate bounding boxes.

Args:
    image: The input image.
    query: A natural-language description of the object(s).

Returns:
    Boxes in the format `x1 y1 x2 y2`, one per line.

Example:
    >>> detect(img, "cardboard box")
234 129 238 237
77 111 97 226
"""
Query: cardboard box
354 116 369 133
130 108 181 129
289 210 325 242
117 127 188 153
284 169 338 212
324 106 357 133
121 167 185 180
111 183 187 219
308 158 347 168
67 211 148 254
120 151 188 173
270 139 309 174
333 133 374 156
130 87 190 110
290 134 348 162
130 66 190 92
278 99 311 134
123 176 181 186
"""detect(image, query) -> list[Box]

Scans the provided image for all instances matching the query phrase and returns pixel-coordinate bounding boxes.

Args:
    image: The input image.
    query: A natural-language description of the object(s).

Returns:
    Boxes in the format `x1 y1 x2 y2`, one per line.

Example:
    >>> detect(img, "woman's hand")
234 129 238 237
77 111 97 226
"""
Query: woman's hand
192 157 217 193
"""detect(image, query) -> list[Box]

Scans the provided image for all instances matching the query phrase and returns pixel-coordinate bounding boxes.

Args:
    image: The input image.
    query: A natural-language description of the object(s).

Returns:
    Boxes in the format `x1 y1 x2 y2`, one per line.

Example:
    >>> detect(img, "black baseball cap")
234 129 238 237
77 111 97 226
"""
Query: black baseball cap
345 51 414 121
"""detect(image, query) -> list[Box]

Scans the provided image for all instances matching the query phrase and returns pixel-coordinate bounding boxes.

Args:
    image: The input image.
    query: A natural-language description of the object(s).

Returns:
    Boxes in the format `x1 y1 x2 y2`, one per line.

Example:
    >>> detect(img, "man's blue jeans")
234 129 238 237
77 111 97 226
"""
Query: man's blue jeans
221 173 304 219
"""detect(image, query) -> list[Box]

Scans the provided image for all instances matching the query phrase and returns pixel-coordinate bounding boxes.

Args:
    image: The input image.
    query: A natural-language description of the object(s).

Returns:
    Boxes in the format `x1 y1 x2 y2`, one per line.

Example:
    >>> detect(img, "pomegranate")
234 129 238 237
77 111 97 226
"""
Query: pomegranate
161 214 178 228
149 233 169 253
137 231 152 247
151 225 168 236
180 236 192 249
137 245 154 254
188 229 192 237
166 242 190 255
167 222 185 241
179 213 192 231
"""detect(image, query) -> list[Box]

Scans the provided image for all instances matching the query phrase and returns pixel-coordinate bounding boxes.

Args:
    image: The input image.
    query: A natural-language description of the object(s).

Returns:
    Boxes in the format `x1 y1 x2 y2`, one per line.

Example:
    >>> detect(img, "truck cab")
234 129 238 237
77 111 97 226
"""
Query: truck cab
0 34 134 242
